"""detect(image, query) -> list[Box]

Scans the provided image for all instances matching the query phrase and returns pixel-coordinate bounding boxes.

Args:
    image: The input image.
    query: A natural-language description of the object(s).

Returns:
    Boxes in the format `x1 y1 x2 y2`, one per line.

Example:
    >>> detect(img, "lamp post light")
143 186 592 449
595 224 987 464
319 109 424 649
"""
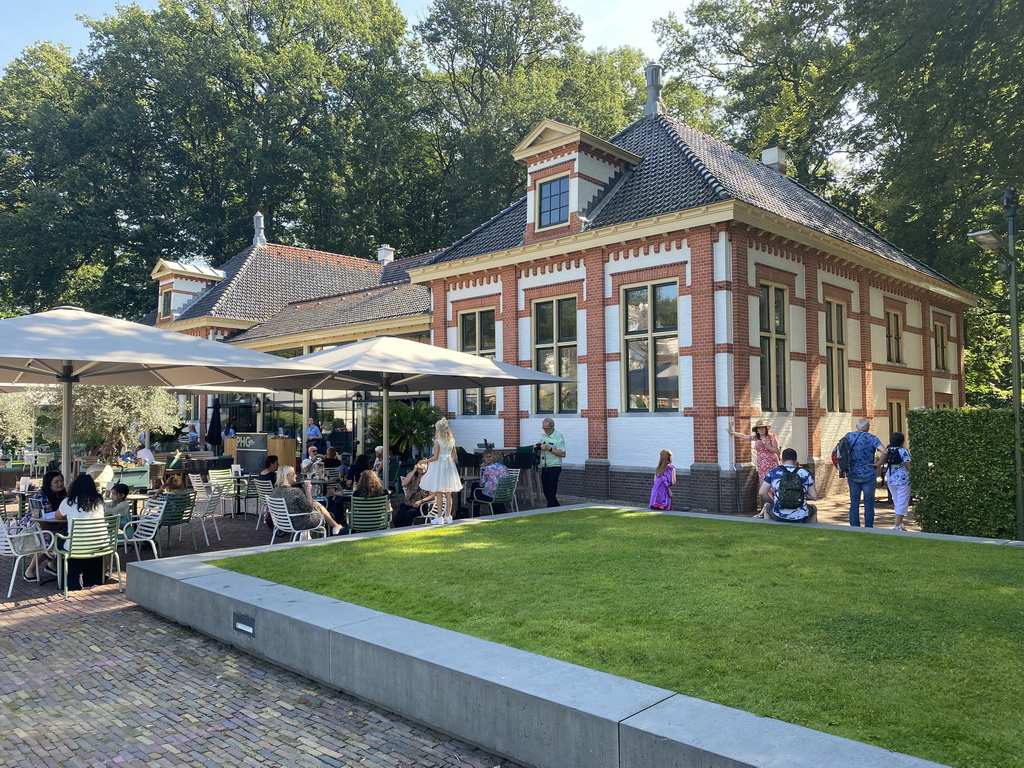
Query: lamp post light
968 185 1024 542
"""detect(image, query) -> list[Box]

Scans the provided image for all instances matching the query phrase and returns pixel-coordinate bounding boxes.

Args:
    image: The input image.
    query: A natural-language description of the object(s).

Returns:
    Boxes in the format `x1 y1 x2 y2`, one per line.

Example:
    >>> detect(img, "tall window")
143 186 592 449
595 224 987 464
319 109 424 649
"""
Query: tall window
460 310 496 415
623 282 679 412
759 284 788 411
888 398 906 437
933 321 949 371
885 310 903 363
534 297 578 413
538 176 569 228
825 300 847 412
161 290 173 318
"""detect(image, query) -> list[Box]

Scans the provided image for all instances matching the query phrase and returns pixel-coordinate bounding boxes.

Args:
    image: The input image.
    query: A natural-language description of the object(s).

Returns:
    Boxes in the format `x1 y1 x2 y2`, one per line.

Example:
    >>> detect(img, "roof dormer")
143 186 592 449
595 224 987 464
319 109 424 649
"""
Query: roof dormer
150 259 225 325
512 119 642 245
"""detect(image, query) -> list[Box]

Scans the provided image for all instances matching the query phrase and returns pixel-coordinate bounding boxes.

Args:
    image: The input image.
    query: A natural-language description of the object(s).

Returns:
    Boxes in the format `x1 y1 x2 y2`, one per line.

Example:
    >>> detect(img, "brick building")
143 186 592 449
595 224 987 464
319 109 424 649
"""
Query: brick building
152 65 974 512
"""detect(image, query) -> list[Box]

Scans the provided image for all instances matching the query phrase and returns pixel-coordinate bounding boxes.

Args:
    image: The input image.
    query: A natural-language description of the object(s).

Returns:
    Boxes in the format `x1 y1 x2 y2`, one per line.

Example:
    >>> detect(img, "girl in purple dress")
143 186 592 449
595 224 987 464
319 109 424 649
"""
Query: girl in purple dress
649 450 676 510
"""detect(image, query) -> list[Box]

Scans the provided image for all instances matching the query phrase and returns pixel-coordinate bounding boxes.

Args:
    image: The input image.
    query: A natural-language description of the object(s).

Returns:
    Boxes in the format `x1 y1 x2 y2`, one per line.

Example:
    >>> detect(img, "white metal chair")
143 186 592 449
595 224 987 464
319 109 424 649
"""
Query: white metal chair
192 487 223 546
252 478 274 530
121 498 167 561
1 522 55 597
266 496 326 544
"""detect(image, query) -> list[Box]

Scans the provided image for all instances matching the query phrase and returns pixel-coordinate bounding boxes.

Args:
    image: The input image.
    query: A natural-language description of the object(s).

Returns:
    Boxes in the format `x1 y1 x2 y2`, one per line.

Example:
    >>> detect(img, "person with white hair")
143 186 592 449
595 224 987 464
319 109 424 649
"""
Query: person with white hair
839 417 885 527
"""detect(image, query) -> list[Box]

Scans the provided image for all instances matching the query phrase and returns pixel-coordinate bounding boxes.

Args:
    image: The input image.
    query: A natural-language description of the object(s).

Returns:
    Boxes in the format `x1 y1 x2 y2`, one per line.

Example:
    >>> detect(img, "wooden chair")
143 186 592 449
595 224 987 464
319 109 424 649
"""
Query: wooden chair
265 496 326 544
349 495 390 533
54 515 121 600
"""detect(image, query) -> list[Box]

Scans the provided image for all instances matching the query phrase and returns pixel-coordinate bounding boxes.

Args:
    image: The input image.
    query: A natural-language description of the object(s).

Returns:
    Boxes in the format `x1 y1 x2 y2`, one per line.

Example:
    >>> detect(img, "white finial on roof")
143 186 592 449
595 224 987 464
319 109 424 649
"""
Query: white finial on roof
644 62 665 117
253 211 267 245
377 244 395 264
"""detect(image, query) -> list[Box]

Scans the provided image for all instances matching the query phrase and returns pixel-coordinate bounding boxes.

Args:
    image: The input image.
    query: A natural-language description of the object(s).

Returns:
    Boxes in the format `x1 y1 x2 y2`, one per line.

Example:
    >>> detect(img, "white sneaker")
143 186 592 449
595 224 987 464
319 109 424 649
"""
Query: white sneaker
430 516 444 525
444 515 453 525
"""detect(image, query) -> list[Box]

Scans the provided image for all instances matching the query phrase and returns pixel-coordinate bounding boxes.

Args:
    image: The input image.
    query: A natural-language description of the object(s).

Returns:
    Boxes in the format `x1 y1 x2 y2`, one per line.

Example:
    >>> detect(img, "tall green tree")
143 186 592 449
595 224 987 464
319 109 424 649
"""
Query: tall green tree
415 0 646 239
655 0 868 193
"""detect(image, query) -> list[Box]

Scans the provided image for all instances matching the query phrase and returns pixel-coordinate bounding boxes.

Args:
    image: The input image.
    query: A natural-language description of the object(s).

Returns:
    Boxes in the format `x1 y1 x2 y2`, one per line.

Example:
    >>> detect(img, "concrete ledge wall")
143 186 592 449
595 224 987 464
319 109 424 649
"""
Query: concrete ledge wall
128 512 952 768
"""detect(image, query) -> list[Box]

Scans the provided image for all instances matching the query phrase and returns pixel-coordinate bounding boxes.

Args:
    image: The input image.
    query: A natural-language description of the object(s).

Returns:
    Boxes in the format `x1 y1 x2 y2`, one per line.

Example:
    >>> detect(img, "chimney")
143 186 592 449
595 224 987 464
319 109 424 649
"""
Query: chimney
761 147 789 175
252 211 267 245
644 62 665 117
376 244 395 264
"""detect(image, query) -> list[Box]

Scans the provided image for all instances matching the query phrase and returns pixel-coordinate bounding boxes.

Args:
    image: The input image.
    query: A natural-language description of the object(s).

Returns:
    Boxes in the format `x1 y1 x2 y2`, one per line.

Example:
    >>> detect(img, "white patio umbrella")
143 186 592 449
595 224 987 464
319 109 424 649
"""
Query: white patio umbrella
290 336 571 490
0 307 333 478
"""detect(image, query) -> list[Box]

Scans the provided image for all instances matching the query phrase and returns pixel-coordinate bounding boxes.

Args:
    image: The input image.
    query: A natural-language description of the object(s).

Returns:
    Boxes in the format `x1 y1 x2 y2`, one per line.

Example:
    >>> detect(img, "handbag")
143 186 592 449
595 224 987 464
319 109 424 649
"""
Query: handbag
7 522 51 555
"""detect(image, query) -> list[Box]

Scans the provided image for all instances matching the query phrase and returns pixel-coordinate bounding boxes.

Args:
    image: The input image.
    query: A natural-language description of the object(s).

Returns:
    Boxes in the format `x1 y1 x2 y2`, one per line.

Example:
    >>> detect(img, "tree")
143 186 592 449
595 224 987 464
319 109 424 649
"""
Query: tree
0 391 37 454
415 0 645 239
655 0 869 193
34 386 181 462
367 400 445 457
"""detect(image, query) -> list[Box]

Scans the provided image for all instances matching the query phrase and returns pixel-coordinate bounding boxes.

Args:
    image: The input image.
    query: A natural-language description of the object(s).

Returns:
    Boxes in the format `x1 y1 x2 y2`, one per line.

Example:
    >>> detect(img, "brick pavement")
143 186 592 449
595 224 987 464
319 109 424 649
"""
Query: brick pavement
1 489 914 768
1 512 521 768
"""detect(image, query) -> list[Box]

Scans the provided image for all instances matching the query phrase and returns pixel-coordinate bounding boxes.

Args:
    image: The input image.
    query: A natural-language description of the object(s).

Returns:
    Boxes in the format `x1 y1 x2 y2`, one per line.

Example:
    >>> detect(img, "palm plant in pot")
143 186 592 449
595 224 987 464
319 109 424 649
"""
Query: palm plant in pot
366 400 445 459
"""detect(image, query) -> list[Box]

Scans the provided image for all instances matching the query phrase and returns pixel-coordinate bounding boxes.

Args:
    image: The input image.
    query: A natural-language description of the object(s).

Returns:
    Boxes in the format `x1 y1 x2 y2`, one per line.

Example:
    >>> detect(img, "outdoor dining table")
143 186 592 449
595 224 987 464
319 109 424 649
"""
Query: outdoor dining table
125 493 153 517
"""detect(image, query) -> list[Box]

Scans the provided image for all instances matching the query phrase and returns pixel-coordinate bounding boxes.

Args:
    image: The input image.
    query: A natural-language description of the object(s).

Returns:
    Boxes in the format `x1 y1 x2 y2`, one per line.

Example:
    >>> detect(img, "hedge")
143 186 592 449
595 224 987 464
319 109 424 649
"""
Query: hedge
908 406 1016 538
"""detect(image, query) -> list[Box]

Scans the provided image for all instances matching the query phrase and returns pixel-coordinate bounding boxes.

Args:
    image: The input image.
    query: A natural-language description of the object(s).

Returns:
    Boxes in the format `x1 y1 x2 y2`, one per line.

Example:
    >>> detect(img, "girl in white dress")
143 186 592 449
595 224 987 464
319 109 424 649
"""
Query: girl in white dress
419 418 463 524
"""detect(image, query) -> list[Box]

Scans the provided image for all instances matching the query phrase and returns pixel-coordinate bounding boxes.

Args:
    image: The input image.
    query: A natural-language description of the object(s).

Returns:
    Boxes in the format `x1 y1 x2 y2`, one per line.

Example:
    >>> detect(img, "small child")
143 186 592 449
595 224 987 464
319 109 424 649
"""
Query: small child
885 432 911 530
649 449 676 511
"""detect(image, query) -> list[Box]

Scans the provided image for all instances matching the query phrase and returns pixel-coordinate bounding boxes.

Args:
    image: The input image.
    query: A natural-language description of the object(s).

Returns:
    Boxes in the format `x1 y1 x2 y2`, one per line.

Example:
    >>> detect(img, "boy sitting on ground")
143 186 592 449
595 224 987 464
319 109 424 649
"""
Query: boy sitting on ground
757 448 817 523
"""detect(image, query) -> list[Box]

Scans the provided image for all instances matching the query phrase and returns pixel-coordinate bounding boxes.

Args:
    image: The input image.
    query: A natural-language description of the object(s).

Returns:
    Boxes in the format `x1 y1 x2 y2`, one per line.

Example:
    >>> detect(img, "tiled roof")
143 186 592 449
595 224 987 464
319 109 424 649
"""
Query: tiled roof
381 250 442 282
657 117 951 283
176 244 383 323
232 283 430 343
137 309 158 327
427 114 953 285
430 199 527 264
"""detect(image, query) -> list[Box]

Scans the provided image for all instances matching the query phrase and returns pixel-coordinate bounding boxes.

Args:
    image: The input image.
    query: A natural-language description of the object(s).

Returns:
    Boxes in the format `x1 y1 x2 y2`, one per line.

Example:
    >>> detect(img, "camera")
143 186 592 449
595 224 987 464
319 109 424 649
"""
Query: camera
534 443 543 451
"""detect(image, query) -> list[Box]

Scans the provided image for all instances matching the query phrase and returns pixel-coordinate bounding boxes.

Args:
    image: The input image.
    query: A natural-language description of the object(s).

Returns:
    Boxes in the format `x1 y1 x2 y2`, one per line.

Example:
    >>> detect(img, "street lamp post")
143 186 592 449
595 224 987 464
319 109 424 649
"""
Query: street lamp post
968 185 1024 542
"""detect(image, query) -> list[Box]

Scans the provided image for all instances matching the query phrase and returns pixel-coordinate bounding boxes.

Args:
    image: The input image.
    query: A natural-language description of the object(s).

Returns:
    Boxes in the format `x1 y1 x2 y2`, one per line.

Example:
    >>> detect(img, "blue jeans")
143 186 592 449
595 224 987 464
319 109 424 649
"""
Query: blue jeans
848 475 877 527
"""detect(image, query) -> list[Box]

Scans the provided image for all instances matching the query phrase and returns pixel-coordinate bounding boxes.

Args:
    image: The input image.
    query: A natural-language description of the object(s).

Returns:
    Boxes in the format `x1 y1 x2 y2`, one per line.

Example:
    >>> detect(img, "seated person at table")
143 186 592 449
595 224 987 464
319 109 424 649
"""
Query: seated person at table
353 470 389 506
104 483 133 529
392 462 436 527
159 474 185 494
300 445 320 473
372 445 384 474
135 444 155 465
471 451 510 515
339 452 352 477
346 454 368 489
322 447 342 469
259 455 279 480
23 470 67 579
55 474 106 590
270 467 344 536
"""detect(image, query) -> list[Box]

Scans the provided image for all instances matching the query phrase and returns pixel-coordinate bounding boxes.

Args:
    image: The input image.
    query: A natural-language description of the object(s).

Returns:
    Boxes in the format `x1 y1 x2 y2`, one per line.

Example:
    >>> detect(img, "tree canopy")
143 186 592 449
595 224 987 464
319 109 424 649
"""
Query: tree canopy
0 0 1020 402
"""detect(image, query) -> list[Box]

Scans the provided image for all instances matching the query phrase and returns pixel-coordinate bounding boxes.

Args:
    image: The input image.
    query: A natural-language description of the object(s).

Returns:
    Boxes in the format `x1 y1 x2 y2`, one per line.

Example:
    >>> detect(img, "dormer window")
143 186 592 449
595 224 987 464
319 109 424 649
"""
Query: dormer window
161 290 173 318
538 176 570 229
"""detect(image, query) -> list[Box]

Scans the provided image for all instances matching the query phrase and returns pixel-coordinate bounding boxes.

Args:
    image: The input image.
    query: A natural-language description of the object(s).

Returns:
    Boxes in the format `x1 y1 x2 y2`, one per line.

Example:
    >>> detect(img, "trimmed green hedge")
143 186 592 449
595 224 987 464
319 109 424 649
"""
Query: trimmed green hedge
908 406 1016 538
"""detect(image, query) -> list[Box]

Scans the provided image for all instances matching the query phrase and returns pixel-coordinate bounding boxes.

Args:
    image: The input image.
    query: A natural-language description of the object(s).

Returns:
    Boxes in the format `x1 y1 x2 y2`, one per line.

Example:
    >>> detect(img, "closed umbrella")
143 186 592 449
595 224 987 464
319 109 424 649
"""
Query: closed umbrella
0 307 332 478
206 399 223 454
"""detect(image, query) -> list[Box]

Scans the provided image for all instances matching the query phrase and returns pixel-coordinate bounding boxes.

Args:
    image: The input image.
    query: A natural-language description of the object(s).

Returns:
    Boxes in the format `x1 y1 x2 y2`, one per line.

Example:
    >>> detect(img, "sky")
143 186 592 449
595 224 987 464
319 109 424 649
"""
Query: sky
0 0 682 71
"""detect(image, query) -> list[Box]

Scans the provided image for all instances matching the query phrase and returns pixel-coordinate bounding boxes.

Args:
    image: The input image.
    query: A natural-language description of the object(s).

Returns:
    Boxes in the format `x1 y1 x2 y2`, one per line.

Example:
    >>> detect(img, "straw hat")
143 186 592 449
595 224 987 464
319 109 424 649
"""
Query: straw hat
752 418 772 432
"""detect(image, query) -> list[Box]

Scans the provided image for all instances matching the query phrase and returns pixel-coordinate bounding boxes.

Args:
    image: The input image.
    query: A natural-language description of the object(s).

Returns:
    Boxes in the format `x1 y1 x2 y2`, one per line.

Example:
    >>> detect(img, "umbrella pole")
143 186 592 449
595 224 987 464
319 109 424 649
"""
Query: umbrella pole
59 362 74 480
381 378 390 494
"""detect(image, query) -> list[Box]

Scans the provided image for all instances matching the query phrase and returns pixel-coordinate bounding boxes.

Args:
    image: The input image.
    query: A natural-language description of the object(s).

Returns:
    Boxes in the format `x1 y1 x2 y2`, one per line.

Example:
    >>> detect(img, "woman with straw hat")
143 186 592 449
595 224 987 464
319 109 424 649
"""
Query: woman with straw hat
726 418 782 517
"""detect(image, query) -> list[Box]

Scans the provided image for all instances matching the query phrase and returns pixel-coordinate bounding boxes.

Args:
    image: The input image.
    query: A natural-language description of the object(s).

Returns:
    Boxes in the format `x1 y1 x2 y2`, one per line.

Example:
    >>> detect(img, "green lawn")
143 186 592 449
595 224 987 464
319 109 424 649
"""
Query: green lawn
217 508 1024 768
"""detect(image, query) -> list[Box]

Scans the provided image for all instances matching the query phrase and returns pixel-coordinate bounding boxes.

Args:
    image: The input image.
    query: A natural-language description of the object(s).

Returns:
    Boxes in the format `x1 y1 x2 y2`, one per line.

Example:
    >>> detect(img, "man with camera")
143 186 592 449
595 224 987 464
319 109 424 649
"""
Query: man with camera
536 418 566 507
